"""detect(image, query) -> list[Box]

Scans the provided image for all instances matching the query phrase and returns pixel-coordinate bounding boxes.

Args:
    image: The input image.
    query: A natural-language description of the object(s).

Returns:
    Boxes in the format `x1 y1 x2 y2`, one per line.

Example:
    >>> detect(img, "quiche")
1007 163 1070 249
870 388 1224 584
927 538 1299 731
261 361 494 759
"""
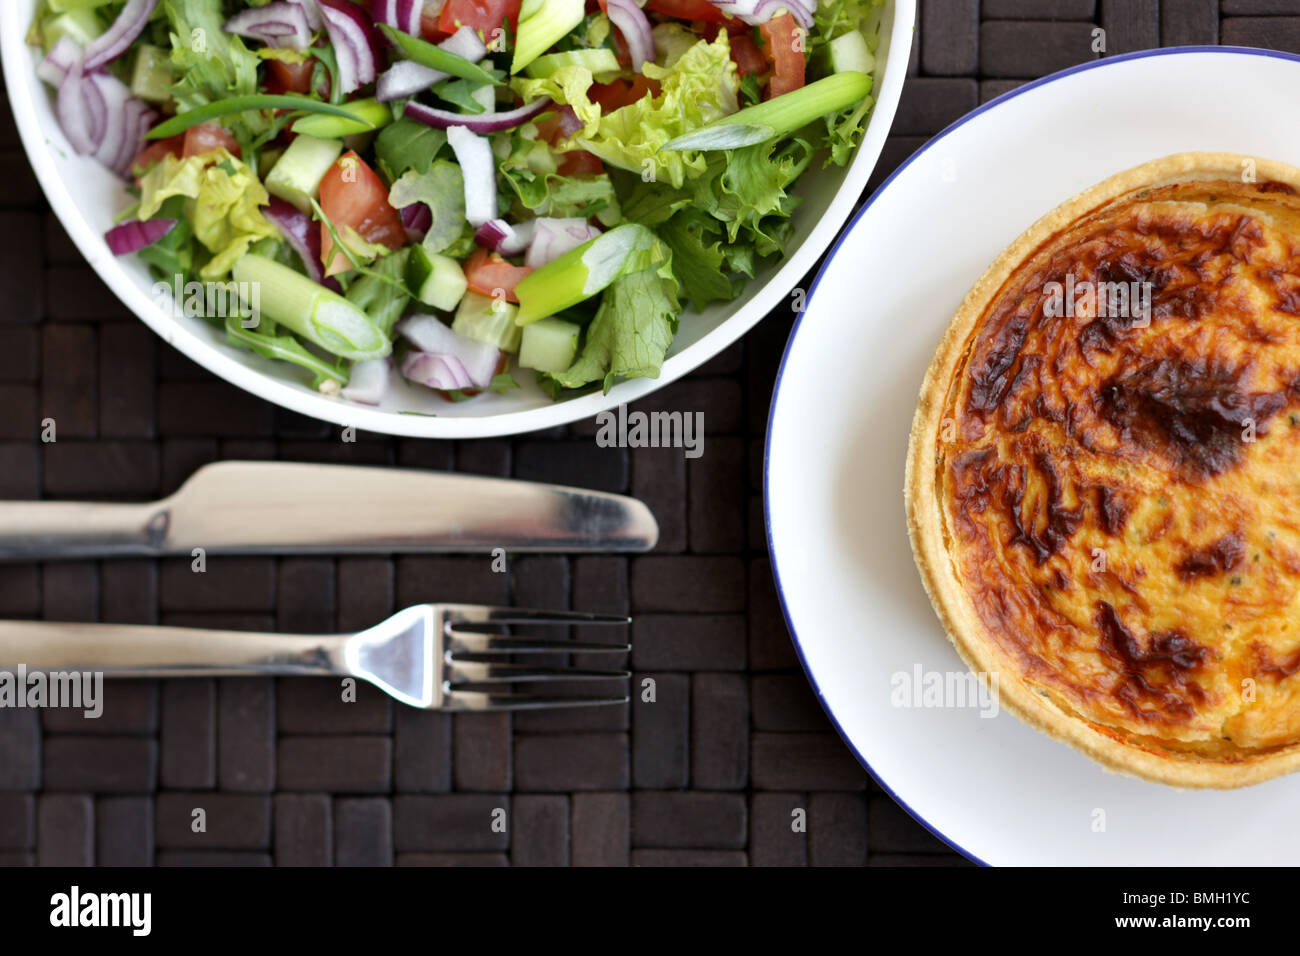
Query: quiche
906 153 1300 788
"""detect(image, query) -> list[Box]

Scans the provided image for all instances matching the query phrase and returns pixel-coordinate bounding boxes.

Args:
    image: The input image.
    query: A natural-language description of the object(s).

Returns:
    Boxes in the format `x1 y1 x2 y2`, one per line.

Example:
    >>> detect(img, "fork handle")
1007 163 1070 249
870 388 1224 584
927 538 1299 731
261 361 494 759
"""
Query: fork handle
0 621 350 678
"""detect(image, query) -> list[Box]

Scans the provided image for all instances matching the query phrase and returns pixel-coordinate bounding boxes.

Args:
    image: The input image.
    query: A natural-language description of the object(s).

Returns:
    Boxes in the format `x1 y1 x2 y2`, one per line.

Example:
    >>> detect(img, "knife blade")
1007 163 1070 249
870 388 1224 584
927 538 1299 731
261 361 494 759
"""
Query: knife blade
0 461 659 559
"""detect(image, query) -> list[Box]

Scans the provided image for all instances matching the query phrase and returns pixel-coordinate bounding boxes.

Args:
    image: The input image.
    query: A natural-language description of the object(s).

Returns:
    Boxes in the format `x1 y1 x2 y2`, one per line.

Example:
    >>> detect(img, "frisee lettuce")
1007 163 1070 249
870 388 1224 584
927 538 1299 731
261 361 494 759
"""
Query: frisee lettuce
513 32 740 189
162 0 261 114
137 148 278 279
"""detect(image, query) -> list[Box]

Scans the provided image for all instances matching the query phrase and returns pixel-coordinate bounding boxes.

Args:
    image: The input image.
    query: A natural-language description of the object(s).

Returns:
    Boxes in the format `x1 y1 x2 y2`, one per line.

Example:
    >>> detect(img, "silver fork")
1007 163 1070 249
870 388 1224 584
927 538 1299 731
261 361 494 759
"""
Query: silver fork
0 605 632 710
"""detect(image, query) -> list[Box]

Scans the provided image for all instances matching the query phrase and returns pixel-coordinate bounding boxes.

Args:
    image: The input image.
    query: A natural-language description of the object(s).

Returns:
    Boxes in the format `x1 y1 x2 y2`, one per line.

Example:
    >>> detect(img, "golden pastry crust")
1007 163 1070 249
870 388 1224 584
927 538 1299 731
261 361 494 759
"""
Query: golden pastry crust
906 153 1300 788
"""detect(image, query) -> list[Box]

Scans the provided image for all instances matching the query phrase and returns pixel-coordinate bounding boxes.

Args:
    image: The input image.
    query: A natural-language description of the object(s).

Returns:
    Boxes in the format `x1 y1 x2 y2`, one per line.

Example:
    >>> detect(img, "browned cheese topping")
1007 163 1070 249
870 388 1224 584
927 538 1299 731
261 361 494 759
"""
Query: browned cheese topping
938 178 1300 756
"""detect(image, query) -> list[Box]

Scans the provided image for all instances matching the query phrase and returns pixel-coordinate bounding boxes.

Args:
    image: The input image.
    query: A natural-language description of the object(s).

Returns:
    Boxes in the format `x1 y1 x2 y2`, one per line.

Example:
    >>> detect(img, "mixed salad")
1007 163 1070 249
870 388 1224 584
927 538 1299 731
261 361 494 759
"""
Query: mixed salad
28 0 883 406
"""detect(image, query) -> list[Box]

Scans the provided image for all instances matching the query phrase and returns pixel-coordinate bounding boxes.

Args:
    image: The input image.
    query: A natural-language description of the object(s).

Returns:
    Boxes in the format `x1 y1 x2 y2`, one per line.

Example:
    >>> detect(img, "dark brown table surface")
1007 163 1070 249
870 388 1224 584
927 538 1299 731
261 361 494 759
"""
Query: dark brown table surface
0 0 1251 866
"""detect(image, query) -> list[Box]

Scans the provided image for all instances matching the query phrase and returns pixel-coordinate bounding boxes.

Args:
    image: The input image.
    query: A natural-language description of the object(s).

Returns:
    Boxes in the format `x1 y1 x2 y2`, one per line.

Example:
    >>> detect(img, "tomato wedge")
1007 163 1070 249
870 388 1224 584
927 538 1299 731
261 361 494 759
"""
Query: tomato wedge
557 150 604 176
265 58 315 95
420 8 448 41
438 0 522 37
590 79 631 113
590 76 659 114
626 74 660 103
646 0 727 21
464 247 533 303
730 30 767 77
182 123 242 159
759 13 806 98
131 124 240 177
319 151 407 276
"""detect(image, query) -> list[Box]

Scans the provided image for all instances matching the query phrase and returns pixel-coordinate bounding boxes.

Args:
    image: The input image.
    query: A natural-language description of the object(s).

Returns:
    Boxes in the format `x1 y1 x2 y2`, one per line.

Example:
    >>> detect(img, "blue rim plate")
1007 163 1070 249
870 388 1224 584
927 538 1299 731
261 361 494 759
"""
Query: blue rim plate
764 45 1300 867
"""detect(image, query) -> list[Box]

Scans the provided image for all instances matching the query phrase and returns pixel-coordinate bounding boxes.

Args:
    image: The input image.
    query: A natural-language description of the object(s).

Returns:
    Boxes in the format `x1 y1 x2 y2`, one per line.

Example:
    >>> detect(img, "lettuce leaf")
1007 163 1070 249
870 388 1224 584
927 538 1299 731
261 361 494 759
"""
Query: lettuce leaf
656 209 736 310
162 0 260 113
810 0 883 166
511 66 603 137
136 195 198 283
375 118 448 182
616 133 812 300
705 137 813 252
225 313 349 389
345 249 412 337
820 93 875 167
513 32 740 189
138 149 278 279
541 255 680 394
388 160 466 256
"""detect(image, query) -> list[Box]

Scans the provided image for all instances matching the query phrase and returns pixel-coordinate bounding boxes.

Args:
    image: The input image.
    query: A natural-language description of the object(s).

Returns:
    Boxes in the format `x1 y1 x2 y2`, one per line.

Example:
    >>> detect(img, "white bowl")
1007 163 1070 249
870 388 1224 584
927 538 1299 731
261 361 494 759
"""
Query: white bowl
2 0 912 438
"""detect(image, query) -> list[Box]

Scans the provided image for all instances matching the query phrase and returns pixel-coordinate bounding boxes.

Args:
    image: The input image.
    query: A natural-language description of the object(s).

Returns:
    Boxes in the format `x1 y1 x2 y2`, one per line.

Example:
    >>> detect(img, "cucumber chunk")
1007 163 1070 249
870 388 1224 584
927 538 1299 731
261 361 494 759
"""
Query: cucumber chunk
264 134 344 213
453 291 522 353
829 30 875 75
518 317 580 372
408 245 470 313
130 44 173 105
42 9 104 48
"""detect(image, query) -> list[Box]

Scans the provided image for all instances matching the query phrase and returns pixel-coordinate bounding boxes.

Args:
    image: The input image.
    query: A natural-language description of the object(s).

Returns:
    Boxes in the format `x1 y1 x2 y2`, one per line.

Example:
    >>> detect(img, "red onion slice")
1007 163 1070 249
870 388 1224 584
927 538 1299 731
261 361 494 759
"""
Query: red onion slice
319 0 380 93
57 61 97 155
341 357 393 404
105 217 176 255
606 0 656 71
113 98 152 176
401 351 475 391
264 196 344 292
710 0 815 28
225 2 314 49
445 124 496 228
89 73 132 172
376 59 445 101
373 0 399 29
290 0 325 30
84 0 159 72
525 217 602 269
376 24 490 101
404 97 551 134
440 24 488 61
398 314 501 388
401 202 433 241
400 0 422 34
374 0 422 35
124 104 158 175
750 0 814 28
474 218 534 256
37 36 81 86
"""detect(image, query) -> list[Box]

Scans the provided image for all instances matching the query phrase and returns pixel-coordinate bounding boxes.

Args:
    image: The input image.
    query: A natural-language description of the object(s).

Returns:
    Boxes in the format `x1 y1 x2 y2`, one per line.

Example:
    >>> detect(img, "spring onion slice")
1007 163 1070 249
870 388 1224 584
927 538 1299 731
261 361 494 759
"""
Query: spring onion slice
377 24 501 85
661 72 873 151
145 95 359 140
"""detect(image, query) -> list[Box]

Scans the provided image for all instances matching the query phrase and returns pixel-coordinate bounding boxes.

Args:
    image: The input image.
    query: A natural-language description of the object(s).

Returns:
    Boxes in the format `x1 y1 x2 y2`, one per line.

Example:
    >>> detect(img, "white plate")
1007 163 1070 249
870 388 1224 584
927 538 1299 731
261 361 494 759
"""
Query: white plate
1 0 912 439
766 46 1300 866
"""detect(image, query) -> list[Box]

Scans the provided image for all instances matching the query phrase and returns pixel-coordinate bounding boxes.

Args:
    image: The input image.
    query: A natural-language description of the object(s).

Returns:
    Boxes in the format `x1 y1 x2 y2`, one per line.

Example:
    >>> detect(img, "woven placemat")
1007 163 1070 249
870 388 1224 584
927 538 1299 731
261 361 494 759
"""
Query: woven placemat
0 0 1245 866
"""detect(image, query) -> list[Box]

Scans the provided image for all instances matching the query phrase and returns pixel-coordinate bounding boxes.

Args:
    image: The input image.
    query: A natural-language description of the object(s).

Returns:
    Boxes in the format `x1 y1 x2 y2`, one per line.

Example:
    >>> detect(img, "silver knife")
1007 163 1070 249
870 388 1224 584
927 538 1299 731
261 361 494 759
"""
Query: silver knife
0 461 658 559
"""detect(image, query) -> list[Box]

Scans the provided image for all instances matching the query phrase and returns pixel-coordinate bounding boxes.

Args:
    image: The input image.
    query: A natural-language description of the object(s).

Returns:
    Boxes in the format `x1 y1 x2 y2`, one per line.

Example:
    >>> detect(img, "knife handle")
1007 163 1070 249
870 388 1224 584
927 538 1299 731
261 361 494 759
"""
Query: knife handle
0 501 165 560
0 621 349 678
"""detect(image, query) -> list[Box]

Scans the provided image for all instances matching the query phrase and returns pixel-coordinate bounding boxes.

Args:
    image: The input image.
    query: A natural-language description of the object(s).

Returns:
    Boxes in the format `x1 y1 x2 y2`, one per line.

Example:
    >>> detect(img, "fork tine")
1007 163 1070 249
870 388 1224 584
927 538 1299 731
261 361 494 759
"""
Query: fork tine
447 632 630 655
443 689 630 711
441 605 631 628
447 661 630 684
